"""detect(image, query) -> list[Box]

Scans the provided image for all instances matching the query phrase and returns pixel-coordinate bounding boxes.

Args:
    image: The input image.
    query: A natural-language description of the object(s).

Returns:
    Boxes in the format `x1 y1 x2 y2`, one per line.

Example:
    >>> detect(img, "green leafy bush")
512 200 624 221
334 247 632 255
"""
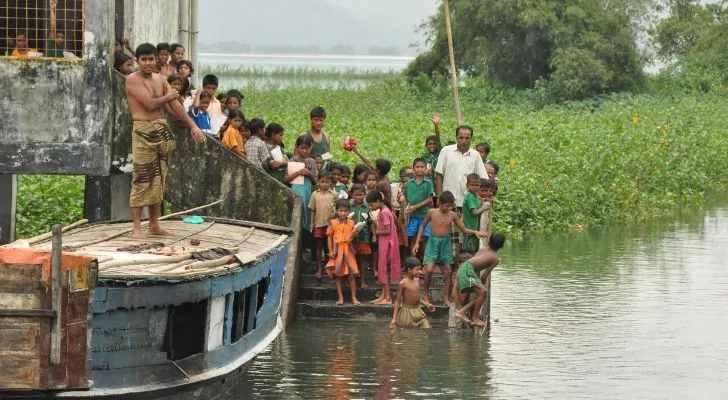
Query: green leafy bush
16 175 84 238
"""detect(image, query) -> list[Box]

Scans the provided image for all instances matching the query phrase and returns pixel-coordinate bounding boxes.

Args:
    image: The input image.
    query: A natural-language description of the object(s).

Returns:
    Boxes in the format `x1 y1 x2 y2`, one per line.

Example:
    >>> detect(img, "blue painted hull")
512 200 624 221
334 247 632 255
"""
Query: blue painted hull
4 240 290 398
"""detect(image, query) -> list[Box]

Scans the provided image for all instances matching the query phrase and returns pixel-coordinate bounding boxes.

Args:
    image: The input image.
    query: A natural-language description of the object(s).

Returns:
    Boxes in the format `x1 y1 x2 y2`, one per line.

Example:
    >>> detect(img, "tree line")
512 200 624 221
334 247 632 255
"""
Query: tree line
407 0 728 100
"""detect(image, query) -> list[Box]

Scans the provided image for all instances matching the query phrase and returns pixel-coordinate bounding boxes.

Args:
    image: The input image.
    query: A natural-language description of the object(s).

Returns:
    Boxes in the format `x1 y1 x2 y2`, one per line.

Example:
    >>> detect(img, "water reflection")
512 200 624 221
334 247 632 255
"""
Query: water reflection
246 201 728 399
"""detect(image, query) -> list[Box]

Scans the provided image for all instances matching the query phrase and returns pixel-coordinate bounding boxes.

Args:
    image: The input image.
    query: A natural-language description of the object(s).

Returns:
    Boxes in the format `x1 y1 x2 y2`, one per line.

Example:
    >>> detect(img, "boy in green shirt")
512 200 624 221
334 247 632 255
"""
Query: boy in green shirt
349 184 373 288
461 174 491 253
403 157 434 255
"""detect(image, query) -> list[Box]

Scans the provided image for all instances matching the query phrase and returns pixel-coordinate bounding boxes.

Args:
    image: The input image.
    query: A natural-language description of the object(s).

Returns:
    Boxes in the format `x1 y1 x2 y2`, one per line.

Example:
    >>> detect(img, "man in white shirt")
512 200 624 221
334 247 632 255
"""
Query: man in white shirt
434 125 488 208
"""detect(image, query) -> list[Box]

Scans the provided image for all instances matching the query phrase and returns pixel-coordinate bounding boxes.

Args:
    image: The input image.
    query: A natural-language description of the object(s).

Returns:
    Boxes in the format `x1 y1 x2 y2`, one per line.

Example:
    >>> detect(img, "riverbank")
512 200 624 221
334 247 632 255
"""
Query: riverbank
15 76 728 238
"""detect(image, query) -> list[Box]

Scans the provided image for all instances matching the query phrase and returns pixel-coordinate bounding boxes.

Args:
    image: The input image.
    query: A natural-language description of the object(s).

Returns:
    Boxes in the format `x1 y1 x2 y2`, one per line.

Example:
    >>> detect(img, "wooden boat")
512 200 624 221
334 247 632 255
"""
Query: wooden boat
0 216 292 398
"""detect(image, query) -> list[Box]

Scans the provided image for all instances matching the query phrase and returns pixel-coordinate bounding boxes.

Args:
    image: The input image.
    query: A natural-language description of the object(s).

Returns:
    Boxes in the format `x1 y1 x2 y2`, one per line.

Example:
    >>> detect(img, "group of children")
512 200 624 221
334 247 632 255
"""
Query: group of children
119 41 505 330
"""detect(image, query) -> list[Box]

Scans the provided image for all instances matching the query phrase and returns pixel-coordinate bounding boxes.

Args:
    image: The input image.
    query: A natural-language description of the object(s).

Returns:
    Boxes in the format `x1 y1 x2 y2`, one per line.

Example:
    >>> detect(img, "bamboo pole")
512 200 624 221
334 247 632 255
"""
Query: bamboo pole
26 218 89 245
444 0 462 125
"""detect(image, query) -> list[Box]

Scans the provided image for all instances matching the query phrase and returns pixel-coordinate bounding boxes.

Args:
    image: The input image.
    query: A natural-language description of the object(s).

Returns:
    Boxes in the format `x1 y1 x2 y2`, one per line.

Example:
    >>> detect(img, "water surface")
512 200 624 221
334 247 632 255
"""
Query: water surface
245 200 728 399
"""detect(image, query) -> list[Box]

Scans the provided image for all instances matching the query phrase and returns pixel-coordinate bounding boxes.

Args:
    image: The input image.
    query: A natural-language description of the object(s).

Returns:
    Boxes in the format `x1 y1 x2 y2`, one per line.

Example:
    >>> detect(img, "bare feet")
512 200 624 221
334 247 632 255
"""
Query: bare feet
131 229 146 240
336 299 344 305
148 227 175 236
352 298 361 305
361 282 368 289
377 299 392 305
370 297 384 304
314 270 322 279
423 295 431 304
470 319 486 328
455 309 471 324
444 298 452 307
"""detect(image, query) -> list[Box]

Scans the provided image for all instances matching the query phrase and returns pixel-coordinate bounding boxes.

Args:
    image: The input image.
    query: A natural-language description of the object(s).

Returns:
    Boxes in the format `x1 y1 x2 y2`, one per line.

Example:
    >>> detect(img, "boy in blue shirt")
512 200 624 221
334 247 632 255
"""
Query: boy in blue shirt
188 90 212 134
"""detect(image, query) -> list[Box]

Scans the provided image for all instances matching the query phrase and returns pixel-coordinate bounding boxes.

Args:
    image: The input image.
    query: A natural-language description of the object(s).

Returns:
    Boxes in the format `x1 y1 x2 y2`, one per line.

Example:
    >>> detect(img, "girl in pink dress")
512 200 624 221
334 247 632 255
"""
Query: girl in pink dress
366 190 401 305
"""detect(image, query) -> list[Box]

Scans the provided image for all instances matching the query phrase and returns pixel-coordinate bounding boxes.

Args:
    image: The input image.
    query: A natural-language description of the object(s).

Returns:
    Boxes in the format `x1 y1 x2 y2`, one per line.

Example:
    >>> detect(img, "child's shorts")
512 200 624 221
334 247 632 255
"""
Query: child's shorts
355 243 372 255
457 261 481 293
313 226 327 238
423 235 454 265
461 234 479 253
406 216 431 238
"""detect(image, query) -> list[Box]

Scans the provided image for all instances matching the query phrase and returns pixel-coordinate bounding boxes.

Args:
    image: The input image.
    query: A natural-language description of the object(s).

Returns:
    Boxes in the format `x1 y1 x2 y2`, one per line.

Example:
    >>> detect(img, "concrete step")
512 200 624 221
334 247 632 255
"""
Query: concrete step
295 300 450 321
298 273 449 287
297 283 450 304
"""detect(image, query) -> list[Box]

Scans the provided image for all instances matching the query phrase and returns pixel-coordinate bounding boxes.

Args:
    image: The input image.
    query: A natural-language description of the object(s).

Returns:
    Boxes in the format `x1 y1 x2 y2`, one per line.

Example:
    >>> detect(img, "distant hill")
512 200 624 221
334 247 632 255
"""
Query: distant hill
198 0 437 55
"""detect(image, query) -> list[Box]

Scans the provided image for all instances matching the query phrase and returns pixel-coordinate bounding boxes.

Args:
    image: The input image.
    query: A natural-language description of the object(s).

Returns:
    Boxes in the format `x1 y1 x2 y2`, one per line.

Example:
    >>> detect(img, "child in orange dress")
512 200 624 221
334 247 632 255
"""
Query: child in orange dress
326 199 361 305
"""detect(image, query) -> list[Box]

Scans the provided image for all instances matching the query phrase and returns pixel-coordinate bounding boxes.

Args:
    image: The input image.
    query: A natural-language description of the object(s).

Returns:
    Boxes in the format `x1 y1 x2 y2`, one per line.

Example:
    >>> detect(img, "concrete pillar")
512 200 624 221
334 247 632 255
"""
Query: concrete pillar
0 174 17 244
84 174 144 223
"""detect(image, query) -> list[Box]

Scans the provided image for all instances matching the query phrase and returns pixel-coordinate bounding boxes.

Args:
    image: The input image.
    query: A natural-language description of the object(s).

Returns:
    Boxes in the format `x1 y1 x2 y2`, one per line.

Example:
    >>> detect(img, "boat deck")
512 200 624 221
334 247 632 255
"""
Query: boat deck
28 218 288 281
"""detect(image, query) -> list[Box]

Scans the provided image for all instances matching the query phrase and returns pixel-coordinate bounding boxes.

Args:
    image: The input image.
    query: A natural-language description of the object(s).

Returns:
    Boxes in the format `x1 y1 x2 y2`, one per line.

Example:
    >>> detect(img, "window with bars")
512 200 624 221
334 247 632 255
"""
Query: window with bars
0 0 84 58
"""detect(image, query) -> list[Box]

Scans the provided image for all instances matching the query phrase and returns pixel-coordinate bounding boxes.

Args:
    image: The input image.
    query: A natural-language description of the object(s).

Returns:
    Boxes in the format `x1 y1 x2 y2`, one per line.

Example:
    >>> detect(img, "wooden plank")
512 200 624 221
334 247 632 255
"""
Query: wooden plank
0 263 43 283
0 292 42 309
206 296 226 351
223 293 233 346
50 224 62 365
246 284 258 332
0 318 41 389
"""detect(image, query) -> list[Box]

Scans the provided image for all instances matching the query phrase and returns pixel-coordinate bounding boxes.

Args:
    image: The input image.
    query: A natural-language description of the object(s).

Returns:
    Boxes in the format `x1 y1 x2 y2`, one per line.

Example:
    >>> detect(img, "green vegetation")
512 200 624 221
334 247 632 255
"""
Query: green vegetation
15 77 728 239
16 175 84 239
407 0 649 101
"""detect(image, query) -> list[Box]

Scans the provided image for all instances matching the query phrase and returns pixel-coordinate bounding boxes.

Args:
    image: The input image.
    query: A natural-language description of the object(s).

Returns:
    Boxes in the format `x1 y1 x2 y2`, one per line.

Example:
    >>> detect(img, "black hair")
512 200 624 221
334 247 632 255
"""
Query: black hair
217 93 227 101
311 152 322 159
425 135 440 146
245 118 265 137
329 162 344 173
285 152 294 159
167 73 183 85
177 59 195 75
404 256 422 270
399 166 413 179
170 43 184 53
227 109 245 121
115 37 123 46
264 123 284 138
455 125 474 137
295 134 313 148
341 165 351 176
412 157 427 167
476 141 491 154
486 161 500 175
226 88 244 102
467 173 481 183
156 42 171 54
489 232 505 251
364 170 378 180
353 164 371 183
440 191 455 205
318 170 332 181
350 183 366 195
114 53 132 71
202 74 219 88
198 91 212 101
335 199 350 211
375 159 392 177
446 140 455 146
456 252 472 264
135 42 156 58
310 106 327 119
180 77 191 97
365 190 392 210
481 178 498 191
15 30 27 38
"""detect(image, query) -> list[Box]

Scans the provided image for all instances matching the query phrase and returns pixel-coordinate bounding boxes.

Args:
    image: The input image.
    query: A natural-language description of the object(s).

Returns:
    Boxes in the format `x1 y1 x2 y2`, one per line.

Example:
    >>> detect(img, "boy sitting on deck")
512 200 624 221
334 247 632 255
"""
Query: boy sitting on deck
455 232 505 328
411 191 488 306
391 257 436 329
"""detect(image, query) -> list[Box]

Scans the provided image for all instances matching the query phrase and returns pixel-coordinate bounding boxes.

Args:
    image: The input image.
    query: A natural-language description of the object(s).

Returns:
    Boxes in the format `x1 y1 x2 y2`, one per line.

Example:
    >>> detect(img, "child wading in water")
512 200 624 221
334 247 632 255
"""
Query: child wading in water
309 171 338 279
391 257 436 329
412 191 488 306
326 199 361 305
455 232 505 327
367 190 401 305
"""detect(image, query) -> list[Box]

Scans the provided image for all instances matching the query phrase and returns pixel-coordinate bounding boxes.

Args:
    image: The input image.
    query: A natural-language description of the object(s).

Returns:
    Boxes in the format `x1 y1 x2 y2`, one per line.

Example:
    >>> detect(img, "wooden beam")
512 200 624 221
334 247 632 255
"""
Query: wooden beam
50 224 62 365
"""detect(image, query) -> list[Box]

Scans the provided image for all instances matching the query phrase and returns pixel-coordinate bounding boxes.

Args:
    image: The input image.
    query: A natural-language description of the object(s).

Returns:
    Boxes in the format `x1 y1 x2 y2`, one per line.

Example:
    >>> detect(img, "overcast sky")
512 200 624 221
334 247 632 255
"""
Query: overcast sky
199 0 440 53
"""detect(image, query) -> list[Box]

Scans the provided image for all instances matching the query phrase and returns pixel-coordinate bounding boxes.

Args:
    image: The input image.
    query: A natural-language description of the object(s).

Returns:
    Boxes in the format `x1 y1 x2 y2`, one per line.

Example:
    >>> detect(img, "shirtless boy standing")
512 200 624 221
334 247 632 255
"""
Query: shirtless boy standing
391 257 436 329
411 191 488 306
125 43 205 239
455 232 505 327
